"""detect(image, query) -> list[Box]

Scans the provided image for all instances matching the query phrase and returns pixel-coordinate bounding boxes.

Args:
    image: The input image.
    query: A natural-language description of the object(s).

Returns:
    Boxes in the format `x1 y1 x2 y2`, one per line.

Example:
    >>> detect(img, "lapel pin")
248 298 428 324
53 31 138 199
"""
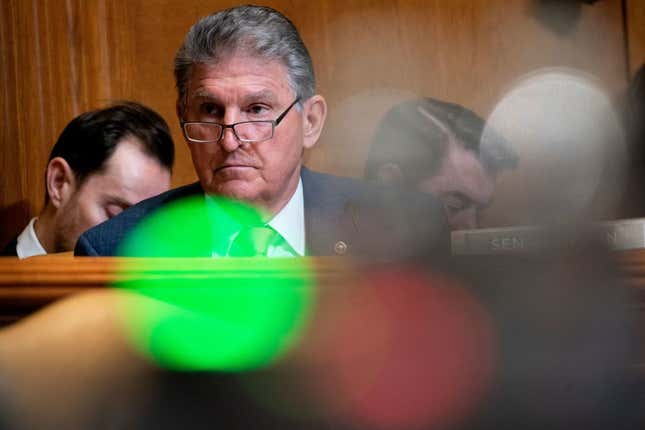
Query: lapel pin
334 241 348 255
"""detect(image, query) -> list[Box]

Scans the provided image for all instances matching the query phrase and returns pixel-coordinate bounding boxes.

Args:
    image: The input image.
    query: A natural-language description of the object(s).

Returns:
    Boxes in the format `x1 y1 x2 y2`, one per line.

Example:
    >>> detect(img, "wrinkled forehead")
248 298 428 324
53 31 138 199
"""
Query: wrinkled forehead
185 55 294 100
191 87 281 105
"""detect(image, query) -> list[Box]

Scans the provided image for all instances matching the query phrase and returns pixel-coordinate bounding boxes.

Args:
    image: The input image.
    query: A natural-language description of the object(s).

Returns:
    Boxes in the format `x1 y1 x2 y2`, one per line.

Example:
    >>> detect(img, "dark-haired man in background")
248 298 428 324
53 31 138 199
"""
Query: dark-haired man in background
366 98 518 230
2 102 174 258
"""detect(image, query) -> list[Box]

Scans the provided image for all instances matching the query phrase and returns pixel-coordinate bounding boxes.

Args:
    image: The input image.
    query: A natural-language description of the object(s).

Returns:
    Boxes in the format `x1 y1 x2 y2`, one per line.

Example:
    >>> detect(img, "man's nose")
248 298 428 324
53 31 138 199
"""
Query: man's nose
219 126 241 152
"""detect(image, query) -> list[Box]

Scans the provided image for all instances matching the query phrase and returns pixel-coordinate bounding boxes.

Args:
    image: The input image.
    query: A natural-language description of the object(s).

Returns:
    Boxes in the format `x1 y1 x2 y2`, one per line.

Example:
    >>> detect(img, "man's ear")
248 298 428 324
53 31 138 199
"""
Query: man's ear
302 95 327 149
376 162 404 186
46 157 76 209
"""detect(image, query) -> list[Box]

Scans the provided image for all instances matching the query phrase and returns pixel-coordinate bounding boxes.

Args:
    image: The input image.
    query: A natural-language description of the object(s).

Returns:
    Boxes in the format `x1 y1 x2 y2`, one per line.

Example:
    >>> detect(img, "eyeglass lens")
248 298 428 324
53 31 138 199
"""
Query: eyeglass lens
185 122 274 143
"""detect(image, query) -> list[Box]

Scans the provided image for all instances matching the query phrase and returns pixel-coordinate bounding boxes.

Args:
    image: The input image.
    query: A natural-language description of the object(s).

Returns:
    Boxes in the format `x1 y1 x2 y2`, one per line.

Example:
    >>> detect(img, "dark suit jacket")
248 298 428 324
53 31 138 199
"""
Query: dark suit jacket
74 168 448 260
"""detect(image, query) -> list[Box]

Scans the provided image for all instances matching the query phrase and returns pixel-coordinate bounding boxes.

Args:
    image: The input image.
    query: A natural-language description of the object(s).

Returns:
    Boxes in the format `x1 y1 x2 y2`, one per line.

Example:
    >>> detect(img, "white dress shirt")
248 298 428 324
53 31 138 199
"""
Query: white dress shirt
16 217 47 259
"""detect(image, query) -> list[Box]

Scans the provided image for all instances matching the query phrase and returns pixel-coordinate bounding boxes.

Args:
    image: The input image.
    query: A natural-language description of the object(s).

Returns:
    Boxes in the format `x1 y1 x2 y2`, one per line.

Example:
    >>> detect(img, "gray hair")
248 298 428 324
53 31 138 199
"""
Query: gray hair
174 5 316 114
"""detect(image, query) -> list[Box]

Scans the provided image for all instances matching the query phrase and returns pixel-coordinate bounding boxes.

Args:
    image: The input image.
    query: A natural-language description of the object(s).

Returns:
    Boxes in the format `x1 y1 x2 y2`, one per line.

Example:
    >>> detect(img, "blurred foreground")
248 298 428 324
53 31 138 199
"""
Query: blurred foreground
0 238 642 429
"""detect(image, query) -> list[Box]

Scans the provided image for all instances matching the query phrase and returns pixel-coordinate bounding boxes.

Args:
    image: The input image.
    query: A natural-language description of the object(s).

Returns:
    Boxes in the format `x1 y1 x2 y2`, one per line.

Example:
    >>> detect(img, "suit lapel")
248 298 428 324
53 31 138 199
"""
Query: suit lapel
301 168 356 256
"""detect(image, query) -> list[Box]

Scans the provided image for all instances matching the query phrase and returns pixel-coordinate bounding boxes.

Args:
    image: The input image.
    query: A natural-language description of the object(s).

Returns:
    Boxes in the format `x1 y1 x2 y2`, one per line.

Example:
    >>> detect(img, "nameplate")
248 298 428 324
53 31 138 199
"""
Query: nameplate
451 218 645 255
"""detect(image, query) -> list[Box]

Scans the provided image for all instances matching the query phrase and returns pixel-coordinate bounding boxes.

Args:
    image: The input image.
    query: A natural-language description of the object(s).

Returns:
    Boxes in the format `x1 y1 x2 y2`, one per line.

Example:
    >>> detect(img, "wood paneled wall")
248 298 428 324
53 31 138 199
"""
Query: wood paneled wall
0 0 137 244
626 0 645 76
0 0 638 244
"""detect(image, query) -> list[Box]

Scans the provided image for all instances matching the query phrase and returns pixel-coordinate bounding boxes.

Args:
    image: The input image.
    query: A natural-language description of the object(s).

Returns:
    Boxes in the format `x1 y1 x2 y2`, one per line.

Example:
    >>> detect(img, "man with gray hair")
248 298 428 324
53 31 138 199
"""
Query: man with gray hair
366 98 518 230
75 5 447 259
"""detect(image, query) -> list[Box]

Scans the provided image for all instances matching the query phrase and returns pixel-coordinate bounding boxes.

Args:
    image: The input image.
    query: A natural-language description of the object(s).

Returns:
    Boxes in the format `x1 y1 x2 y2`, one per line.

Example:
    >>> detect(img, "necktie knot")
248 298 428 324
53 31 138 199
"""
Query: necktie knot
229 225 279 257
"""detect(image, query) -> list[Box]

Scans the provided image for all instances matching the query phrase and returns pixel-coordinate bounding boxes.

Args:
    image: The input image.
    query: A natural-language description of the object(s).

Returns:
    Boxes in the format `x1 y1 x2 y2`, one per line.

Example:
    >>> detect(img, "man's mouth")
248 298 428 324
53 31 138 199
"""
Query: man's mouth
214 164 256 174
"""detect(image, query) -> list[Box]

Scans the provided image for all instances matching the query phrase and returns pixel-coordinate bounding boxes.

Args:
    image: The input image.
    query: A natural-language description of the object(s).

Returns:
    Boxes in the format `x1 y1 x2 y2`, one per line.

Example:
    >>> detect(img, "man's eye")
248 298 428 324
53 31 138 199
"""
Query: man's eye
200 103 219 116
247 105 270 116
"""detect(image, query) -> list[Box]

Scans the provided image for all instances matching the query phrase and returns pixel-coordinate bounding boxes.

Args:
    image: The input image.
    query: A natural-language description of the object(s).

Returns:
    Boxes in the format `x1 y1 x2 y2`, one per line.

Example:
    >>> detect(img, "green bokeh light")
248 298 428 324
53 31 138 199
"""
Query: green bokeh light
113 196 314 372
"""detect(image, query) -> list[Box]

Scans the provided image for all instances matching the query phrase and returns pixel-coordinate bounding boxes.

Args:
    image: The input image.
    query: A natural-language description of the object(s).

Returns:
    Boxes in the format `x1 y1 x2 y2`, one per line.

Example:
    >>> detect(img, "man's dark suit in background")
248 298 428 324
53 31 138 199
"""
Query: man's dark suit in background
1 238 18 256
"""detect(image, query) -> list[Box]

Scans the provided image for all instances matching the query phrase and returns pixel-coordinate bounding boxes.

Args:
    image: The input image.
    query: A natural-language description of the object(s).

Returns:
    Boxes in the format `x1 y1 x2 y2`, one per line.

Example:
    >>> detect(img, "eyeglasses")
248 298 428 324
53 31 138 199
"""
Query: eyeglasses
181 98 300 144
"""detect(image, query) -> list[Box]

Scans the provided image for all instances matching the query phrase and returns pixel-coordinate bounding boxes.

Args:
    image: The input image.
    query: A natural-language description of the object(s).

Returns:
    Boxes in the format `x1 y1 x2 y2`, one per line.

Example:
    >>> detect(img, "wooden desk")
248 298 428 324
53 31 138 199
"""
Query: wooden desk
0 256 353 323
2 251 645 318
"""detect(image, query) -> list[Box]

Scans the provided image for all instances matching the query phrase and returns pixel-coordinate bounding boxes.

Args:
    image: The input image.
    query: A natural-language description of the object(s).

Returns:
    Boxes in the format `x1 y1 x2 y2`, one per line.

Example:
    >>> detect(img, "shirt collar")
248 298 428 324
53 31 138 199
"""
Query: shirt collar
204 177 305 257
16 217 47 259
267 178 305 256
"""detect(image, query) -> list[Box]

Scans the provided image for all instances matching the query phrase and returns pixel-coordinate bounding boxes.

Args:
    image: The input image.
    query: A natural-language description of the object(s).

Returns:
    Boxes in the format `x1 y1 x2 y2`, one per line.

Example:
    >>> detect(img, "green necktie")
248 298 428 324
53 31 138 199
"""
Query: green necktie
229 225 280 257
